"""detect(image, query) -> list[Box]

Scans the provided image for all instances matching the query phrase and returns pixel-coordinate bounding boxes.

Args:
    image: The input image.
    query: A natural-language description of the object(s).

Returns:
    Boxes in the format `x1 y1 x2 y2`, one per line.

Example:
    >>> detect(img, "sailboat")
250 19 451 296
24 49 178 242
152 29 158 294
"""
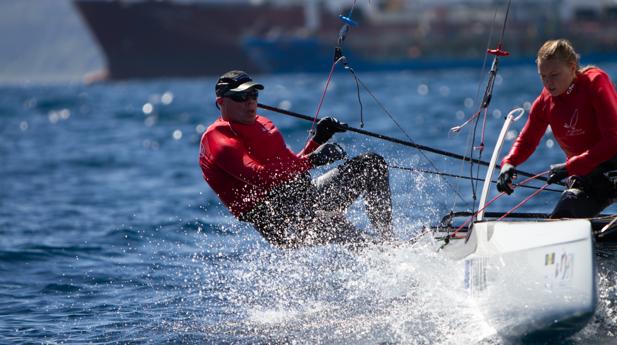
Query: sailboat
426 108 601 340
252 0 617 340
259 99 614 339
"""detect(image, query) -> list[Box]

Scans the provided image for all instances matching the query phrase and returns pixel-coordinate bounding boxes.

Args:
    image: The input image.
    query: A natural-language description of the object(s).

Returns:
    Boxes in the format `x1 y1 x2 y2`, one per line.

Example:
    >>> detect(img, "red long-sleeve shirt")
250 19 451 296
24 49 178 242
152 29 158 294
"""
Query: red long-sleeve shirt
503 67 617 176
199 115 319 217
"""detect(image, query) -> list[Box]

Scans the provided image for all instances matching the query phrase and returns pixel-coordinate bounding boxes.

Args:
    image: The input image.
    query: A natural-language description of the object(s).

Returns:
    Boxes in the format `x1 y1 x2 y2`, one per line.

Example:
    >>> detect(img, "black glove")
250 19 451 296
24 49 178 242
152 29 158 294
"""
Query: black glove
311 116 347 144
547 162 568 185
496 163 517 195
308 143 346 167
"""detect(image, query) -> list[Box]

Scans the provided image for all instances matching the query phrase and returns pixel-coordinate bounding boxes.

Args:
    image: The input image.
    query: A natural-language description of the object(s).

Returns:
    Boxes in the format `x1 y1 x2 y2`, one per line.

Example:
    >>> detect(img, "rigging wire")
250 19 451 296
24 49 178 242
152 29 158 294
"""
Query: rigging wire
258 102 560 185
389 165 562 193
450 0 512 216
308 0 359 139
450 170 549 238
353 75 467 202
343 63 365 127
305 0 468 203
497 183 550 221
310 56 346 138
456 7 497 210
305 0 527 210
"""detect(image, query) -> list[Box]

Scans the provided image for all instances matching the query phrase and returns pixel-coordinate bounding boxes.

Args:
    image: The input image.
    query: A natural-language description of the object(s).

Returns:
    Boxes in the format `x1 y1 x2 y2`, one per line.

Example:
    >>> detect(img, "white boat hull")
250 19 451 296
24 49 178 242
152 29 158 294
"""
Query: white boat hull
440 219 597 340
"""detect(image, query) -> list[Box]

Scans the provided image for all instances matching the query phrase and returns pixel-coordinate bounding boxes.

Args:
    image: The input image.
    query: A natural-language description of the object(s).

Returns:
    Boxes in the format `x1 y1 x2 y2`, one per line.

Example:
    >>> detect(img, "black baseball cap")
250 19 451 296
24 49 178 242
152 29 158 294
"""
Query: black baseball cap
215 70 264 97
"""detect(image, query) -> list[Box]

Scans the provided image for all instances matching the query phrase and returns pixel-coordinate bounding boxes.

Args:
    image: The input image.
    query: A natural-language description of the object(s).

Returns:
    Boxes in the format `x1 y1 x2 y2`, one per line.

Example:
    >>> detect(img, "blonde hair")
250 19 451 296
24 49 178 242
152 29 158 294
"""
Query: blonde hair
536 39 582 70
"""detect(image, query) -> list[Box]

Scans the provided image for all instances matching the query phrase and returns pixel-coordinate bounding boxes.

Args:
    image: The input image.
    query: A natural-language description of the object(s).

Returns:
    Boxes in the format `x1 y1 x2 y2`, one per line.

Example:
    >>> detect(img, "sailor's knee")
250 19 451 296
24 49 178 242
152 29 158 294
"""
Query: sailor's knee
550 188 598 219
358 152 388 171
343 152 389 181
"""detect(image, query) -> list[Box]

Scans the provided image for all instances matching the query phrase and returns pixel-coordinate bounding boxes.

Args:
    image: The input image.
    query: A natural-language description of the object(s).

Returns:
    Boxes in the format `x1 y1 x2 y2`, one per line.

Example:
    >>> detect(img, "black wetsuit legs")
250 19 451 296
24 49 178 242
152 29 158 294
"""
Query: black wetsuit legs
550 187 613 218
313 152 393 238
242 152 393 248
550 158 617 219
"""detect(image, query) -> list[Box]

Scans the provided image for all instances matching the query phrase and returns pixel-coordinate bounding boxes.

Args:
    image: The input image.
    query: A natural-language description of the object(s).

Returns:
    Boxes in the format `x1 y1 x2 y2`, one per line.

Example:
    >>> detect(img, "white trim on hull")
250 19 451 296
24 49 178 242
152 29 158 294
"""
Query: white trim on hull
438 219 597 340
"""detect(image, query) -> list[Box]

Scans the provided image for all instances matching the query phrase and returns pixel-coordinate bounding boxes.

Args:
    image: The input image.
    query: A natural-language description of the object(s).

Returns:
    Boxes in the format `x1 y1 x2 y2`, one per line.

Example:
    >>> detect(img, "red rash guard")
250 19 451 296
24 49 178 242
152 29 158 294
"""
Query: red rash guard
503 68 617 176
199 115 320 217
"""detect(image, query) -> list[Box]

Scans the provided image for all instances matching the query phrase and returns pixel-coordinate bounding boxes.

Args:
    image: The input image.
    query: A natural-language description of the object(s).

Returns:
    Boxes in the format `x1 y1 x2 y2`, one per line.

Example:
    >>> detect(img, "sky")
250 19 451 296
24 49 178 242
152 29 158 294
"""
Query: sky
0 0 103 84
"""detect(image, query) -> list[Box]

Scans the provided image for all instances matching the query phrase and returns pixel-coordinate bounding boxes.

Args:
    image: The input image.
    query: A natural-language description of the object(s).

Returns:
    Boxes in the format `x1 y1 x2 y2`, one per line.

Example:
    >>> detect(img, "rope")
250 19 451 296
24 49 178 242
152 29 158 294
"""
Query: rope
497 184 549 221
389 165 562 193
310 56 345 138
344 65 365 127
352 75 467 203
257 103 559 184
450 170 550 238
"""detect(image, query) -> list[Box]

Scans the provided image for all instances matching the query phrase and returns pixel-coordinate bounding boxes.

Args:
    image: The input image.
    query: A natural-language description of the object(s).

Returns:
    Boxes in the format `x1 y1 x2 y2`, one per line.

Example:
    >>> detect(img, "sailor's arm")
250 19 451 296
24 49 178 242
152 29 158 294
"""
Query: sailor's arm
566 71 617 176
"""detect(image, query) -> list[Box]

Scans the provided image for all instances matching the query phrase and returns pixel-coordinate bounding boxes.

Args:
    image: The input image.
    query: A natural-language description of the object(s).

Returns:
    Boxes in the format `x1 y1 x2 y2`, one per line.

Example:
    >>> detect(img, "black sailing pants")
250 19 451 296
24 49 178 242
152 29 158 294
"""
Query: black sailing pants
550 157 617 219
241 152 392 248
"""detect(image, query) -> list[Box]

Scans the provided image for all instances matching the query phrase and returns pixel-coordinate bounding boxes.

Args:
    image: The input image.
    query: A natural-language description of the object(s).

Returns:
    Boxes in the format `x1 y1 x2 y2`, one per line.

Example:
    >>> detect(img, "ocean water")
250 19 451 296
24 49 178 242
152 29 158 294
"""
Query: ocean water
2 65 617 344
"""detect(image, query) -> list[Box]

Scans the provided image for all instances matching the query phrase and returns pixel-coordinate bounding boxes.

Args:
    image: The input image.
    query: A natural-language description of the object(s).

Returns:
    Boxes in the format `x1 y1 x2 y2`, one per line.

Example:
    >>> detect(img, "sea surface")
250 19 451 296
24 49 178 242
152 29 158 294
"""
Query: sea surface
2 65 617 344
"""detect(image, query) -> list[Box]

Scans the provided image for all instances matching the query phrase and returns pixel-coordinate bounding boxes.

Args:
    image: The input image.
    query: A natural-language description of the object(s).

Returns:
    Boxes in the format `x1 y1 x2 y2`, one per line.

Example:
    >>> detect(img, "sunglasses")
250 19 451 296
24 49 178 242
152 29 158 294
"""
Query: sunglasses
226 90 259 102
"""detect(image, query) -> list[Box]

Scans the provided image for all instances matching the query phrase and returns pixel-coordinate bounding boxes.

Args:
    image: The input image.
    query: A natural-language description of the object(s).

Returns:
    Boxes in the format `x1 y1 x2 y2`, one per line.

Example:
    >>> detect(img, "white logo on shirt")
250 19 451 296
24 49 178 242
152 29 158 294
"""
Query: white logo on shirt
564 109 584 136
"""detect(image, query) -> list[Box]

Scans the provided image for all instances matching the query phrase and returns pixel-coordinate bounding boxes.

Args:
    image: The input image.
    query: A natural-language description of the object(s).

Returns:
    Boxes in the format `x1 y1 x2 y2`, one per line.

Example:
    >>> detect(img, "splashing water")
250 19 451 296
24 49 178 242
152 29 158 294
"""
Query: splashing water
171 233 496 344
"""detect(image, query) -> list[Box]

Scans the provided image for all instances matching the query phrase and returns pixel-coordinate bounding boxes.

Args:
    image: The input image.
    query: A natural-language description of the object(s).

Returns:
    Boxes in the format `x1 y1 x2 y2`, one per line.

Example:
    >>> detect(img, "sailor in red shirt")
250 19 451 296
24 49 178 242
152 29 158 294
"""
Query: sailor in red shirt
199 70 393 247
497 39 617 218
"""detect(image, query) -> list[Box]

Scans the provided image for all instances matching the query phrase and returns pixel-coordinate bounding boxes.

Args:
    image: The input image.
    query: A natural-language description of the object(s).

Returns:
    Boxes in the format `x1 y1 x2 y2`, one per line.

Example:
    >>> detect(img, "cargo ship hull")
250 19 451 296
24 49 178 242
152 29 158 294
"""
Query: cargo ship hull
74 0 312 79
74 0 617 80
